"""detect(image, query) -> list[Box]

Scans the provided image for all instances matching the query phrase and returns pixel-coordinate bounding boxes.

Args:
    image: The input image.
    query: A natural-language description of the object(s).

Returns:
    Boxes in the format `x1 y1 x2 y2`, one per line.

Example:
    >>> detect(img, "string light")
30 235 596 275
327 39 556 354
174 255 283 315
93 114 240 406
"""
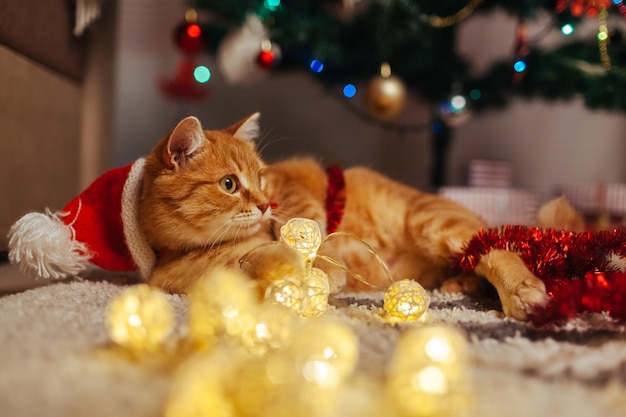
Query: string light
598 7 611 70
279 217 322 267
265 277 307 314
105 284 175 352
301 267 331 318
165 353 236 417
193 65 211 83
289 320 359 384
343 84 357 98
186 23 202 39
310 59 324 73
188 268 258 343
240 303 297 356
388 325 473 417
422 0 483 27
383 279 430 322
561 23 575 36
450 95 467 113
264 0 281 11
513 60 527 72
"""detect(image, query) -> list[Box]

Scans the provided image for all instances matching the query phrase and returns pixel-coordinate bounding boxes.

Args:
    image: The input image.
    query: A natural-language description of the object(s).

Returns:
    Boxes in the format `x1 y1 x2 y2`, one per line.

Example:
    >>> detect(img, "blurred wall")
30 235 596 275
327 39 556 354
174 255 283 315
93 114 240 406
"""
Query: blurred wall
0 0 87 248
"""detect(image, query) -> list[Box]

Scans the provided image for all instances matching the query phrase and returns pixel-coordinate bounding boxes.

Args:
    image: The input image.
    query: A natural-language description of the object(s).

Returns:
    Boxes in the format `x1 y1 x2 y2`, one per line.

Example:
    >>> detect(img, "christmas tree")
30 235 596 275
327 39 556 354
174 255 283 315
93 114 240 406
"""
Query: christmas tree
170 0 626 186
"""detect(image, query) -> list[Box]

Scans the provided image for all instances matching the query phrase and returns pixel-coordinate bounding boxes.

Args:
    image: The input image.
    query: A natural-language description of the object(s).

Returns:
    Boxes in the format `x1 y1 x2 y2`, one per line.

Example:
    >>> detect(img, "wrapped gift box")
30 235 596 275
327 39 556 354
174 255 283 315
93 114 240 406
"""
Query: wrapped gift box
467 159 512 188
439 186 540 226
559 183 626 216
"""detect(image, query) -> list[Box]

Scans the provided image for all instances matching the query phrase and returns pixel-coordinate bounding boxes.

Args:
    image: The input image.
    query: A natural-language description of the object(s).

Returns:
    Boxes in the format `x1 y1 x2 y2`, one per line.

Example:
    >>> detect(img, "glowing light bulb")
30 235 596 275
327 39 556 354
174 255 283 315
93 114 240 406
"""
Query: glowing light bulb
425 337 456 363
241 303 297 356
265 277 307 313
388 325 473 417
186 23 202 39
513 60 527 73
290 320 358 383
310 59 324 73
279 218 322 264
343 84 357 98
383 279 430 322
412 365 448 394
301 267 330 318
105 284 174 351
264 0 280 10
193 65 211 83
188 268 258 343
165 354 235 417
302 360 340 388
450 95 467 113
561 23 574 36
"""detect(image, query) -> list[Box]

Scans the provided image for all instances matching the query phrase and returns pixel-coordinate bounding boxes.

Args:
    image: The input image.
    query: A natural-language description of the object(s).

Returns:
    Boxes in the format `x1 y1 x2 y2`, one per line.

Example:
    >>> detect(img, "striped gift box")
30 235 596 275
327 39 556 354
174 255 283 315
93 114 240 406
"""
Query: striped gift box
560 183 626 217
439 186 540 226
467 159 512 188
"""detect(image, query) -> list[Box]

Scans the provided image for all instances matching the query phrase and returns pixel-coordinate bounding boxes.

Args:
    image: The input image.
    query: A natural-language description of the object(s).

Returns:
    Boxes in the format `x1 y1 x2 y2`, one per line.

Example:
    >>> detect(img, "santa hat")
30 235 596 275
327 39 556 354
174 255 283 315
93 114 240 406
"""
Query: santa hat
8 158 155 280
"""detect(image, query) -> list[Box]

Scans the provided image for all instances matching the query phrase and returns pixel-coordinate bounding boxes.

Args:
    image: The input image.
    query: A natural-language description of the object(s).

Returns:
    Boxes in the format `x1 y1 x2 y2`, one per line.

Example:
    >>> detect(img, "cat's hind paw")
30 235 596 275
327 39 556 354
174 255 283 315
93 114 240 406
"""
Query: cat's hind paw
440 274 485 295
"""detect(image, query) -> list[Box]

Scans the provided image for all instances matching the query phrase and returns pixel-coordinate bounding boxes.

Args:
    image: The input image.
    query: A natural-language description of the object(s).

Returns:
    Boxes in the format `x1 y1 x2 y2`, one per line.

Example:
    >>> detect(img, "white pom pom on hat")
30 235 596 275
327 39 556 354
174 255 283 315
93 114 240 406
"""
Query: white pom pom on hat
8 158 155 280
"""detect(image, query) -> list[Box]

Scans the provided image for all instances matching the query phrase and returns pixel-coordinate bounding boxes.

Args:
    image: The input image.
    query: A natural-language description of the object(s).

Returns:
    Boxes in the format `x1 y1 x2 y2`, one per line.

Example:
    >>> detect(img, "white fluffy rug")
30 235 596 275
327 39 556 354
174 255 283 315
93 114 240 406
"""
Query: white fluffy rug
1 272 626 417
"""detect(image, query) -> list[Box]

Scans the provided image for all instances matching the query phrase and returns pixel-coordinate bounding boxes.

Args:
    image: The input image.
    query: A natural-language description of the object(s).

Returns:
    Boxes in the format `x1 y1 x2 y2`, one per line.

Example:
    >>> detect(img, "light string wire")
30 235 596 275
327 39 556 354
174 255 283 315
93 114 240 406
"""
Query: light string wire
316 231 395 291
238 230 395 291
598 6 612 70
421 0 484 28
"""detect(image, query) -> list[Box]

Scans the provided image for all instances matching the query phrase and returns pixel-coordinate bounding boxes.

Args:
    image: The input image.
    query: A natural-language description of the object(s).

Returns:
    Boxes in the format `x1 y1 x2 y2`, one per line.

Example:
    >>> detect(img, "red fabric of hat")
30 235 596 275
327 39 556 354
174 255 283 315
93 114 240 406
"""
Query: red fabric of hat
62 163 136 271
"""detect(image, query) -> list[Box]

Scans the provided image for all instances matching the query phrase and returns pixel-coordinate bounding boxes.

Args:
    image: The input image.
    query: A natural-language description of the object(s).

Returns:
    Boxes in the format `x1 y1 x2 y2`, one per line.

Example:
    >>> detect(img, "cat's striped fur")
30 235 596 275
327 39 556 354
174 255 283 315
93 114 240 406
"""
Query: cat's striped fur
138 114 581 320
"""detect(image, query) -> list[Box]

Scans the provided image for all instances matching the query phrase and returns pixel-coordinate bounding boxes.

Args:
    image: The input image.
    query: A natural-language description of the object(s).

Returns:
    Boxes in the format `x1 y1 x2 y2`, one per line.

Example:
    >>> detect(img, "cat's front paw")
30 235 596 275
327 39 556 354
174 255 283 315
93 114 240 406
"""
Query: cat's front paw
476 249 550 321
239 242 305 289
500 274 550 321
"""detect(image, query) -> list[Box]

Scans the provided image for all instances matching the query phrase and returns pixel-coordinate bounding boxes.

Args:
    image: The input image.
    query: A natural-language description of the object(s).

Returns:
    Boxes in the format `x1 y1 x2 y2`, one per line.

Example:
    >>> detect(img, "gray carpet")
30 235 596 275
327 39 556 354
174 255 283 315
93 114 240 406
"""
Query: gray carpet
1 271 626 417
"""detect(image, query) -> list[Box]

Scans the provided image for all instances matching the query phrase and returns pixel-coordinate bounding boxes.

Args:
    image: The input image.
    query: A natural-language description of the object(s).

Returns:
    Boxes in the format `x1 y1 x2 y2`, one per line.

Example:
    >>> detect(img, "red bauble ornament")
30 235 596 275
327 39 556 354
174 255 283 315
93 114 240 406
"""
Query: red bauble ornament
158 57 209 101
174 22 205 55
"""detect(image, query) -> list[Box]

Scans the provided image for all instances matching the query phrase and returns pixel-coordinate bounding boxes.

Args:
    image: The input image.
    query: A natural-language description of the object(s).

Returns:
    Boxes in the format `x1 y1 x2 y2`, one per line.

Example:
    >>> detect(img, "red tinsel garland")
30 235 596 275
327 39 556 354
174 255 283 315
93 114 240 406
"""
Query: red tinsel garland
453 225 626 324
325 165 346 235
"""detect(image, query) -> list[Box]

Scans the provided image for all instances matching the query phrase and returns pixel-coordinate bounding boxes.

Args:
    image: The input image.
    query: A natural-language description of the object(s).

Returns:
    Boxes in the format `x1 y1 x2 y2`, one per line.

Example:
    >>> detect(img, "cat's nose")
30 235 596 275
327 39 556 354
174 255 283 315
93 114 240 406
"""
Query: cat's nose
257 203 269 214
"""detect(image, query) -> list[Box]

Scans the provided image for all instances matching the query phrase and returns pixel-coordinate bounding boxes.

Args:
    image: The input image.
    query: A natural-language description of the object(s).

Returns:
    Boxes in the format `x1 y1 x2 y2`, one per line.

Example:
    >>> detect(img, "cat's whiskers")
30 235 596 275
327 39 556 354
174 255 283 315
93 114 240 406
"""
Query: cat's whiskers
257 134 299 156
268 207 300 223
202 221 236 252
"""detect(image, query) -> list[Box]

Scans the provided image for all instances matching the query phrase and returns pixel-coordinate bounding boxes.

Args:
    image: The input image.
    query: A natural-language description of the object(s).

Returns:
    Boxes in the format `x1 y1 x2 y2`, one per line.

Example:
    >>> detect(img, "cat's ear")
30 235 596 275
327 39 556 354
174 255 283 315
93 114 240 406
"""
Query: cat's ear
165 116 205 169
230 112 261 142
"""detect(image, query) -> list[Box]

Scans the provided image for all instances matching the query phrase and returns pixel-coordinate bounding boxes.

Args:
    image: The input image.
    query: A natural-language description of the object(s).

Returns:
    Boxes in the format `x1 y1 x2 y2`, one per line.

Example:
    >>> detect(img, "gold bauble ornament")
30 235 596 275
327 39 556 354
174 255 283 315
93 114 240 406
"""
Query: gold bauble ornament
105 284 175 352
364 63 406 120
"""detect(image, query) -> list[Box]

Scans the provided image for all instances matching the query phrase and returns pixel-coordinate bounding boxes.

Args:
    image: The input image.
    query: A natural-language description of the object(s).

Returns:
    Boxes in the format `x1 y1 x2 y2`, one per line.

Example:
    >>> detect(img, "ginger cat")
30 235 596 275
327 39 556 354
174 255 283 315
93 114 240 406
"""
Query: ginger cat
138 113 565 321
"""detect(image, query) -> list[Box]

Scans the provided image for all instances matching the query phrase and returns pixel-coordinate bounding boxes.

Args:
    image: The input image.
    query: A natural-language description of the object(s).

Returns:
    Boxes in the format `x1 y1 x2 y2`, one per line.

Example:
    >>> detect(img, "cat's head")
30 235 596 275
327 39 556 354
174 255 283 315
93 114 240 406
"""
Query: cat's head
138 113 271 251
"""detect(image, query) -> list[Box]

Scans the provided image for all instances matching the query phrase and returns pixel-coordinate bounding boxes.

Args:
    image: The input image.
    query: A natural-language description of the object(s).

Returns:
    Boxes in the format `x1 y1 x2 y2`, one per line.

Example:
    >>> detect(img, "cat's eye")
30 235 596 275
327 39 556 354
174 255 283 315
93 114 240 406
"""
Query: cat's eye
219 175 238 193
